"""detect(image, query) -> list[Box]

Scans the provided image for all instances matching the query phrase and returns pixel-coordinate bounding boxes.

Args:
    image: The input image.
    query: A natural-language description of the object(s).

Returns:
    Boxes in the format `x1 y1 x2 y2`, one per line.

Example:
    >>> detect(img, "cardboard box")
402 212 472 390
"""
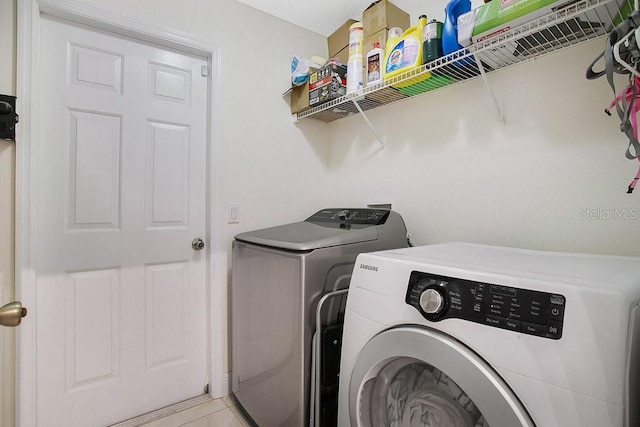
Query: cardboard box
329 46 349 65
363 0 410 37
472 0 570 43
328 19 358 57
308 63 348 106
363 28 388 56
289 82 310 114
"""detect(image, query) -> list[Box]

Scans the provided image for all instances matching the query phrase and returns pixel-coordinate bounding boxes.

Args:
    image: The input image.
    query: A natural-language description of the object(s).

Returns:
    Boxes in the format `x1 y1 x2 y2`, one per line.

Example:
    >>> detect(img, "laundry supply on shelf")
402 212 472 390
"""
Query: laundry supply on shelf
366 42 385 86
309 60 348 106
383 16 432 87
291 55 325 86
347 21 365 94
423 19 444 64
443 0 471 56
472 0 569 43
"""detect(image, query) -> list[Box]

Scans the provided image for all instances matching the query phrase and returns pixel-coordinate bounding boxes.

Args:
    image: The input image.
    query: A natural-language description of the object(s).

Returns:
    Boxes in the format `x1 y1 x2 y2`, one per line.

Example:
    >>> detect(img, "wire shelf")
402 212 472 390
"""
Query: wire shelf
296 0 630 123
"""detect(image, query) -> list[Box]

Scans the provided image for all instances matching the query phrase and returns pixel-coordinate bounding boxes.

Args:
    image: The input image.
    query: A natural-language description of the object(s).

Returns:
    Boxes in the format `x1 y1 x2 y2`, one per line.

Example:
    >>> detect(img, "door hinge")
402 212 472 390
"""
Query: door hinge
0 94 18 141
201 66 209 77
203 383 209 395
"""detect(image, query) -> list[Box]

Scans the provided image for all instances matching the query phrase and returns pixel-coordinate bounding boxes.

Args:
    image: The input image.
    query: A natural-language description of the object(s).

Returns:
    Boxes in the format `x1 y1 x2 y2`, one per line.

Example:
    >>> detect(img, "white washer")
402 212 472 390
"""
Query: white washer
338 243 640 427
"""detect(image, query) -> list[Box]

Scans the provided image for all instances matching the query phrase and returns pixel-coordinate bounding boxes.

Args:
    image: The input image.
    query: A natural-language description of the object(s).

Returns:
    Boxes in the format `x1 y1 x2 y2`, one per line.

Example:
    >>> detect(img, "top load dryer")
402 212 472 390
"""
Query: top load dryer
231 208 408 427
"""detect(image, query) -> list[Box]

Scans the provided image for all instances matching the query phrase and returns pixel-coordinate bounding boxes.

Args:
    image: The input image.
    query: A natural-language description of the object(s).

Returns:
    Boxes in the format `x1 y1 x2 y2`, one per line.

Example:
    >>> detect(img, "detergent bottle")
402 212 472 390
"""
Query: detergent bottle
366 42 384 86
442 0 471 56
382 16 427 82
422 19 443 64
384 27 402 58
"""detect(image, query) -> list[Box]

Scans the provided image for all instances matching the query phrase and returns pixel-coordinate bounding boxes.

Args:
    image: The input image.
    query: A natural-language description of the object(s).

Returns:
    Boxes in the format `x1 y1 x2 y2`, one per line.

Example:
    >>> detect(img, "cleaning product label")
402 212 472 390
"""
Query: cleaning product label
385 39 419 73
423 21 442 42
367 53 381 83
349 22 364 58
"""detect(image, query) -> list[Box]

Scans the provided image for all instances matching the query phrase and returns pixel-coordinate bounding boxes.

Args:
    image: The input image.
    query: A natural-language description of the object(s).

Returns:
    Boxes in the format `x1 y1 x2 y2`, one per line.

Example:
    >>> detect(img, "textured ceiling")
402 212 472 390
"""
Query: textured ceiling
234 0 463 37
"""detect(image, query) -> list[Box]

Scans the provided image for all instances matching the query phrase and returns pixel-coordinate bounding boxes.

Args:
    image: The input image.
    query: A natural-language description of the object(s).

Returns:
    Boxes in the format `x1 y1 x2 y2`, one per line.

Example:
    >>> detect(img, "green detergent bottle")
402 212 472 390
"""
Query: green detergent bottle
422 19 443 64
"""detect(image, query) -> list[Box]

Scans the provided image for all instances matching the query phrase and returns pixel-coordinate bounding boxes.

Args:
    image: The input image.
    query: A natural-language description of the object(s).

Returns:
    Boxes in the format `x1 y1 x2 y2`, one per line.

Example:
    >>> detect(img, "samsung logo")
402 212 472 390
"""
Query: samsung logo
359 264 378 272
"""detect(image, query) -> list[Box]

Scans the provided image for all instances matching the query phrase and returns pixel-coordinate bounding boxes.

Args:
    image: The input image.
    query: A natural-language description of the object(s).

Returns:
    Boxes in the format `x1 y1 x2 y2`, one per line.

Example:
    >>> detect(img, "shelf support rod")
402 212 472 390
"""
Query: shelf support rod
475 56 505 124
352 98 385 147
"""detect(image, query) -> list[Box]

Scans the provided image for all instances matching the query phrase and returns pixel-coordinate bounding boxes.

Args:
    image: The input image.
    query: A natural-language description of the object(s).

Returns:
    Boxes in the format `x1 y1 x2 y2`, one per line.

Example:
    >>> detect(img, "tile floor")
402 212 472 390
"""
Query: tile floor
139 396 250 427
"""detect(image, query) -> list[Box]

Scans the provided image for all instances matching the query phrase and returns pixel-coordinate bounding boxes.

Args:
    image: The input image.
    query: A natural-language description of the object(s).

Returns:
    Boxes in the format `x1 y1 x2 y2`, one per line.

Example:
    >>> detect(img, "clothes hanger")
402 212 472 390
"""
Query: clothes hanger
613 27 640 78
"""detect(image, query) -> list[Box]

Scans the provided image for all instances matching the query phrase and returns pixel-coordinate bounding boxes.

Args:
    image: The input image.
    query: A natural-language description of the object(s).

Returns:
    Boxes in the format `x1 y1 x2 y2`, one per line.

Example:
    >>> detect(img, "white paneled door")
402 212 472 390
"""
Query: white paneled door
35 15 209 427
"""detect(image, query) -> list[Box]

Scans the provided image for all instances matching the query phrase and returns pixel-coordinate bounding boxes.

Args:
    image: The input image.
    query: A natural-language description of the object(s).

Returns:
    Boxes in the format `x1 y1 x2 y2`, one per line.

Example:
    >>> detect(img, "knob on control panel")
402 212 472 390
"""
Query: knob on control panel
419 288 445 315
337 209 350 220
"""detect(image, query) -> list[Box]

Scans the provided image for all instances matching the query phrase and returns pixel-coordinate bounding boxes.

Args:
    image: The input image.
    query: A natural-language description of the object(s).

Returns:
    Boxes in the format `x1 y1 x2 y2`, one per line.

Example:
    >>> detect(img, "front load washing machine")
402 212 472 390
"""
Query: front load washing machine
338 242 640 427
231 208 408 427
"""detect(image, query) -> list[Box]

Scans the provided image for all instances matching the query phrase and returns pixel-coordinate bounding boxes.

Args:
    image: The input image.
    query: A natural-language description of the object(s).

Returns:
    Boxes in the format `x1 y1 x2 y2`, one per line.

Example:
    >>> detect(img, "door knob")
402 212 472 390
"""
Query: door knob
192 238 205 251
0 301 27 327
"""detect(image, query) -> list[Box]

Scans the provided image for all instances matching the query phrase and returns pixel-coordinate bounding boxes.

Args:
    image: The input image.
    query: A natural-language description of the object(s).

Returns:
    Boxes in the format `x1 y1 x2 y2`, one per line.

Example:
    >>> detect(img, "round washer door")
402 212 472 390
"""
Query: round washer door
349 326 536 427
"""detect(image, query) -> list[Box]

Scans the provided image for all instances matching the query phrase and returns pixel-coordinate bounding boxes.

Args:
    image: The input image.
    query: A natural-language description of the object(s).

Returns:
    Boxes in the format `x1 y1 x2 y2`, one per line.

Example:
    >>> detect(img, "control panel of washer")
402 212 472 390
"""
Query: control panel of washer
406 271 566 340
306 208 390 225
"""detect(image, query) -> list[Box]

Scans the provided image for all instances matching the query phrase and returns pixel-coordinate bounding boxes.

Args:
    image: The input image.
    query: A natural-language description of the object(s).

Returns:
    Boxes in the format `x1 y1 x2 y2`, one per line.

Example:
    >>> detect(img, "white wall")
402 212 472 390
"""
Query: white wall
326 39 640 256
0 0 16 424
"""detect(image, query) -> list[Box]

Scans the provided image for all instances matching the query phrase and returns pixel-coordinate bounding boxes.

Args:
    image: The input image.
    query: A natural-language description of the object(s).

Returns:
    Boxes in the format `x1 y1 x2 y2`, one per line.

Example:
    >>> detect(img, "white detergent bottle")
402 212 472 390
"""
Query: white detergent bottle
366 42 384 87
346 21 364 94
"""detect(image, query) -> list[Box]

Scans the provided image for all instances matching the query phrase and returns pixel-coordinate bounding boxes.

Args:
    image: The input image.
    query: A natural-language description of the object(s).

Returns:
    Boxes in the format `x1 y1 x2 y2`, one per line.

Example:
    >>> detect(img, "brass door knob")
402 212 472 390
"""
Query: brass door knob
0 301 27 327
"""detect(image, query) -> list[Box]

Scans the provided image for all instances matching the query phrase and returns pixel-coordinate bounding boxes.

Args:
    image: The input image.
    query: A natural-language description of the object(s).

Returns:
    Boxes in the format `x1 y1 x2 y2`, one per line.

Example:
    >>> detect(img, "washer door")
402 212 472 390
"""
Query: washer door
349 326 535 427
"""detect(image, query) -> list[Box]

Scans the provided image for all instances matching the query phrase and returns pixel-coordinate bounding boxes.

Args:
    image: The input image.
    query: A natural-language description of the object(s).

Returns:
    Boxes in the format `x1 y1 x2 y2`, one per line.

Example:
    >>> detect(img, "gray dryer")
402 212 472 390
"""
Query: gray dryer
230 208 408 427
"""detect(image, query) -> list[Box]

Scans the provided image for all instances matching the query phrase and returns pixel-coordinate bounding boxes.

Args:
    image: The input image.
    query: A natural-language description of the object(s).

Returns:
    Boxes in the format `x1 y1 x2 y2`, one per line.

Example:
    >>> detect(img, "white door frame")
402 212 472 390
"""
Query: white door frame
16 1 226 425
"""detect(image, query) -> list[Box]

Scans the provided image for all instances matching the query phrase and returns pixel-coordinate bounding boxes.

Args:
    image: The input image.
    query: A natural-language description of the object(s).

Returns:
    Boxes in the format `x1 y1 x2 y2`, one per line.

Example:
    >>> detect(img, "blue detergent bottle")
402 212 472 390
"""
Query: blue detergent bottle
442 0 471 56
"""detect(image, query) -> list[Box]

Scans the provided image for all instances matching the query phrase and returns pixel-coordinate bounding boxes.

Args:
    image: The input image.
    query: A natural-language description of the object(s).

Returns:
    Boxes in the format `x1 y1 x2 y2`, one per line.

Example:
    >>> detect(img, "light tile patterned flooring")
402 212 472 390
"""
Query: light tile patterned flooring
139 396 250 427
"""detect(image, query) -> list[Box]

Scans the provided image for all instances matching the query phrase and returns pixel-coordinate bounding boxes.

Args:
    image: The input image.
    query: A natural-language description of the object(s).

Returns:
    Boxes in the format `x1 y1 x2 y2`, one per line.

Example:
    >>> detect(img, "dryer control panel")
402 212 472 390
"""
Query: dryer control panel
406 271 566 340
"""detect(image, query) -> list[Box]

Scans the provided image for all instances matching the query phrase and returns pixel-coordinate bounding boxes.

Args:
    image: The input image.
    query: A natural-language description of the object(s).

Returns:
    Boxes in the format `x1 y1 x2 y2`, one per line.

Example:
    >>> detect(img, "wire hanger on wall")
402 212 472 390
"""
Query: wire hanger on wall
586 0 640 193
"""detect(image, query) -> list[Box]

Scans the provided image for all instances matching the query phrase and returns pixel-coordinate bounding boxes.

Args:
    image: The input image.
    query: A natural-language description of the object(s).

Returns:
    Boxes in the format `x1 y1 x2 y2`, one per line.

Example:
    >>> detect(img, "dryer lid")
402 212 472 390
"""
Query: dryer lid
233 208 390 251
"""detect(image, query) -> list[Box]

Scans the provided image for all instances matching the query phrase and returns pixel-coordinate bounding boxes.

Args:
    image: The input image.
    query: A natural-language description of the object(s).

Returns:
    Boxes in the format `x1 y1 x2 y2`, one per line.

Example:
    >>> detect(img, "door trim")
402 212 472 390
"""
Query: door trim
16 1 225 425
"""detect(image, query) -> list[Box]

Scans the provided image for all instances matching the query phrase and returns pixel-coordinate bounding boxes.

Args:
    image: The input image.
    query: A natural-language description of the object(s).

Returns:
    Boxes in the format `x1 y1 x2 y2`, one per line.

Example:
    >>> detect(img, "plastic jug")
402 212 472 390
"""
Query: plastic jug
385 27 402 58
383 16 427 81
442 0 471 56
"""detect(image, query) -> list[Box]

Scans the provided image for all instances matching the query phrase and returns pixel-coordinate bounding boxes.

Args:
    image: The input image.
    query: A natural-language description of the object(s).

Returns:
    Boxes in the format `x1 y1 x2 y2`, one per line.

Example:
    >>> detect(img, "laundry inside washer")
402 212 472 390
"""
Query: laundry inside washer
230 208 409 427
361 359 486 426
